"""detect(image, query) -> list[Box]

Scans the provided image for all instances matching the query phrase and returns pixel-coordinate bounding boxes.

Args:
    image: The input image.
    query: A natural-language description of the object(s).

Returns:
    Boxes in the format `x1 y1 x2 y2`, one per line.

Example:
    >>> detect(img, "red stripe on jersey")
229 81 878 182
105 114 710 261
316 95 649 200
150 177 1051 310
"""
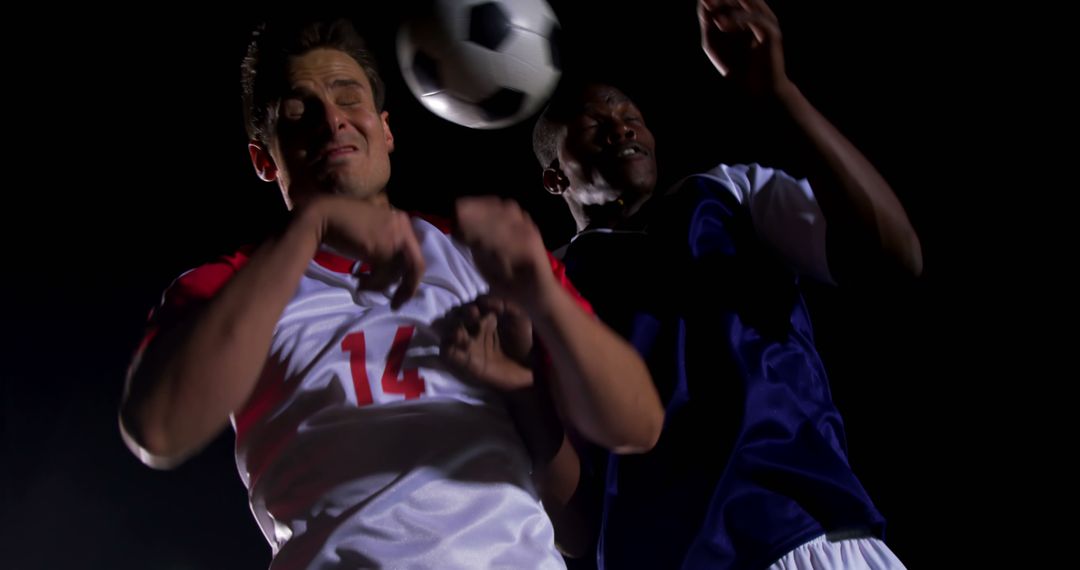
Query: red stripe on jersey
409 211 454 235
313 250 356 273
143 245 592 350
136 236 595 441
149 247 253 331
534 252 596 377
546 251 594 316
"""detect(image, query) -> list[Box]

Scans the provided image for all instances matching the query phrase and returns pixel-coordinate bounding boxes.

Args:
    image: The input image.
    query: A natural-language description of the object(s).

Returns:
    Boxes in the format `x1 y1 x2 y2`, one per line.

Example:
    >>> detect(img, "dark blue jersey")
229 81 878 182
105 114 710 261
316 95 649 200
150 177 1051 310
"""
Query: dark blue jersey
562 175 885 570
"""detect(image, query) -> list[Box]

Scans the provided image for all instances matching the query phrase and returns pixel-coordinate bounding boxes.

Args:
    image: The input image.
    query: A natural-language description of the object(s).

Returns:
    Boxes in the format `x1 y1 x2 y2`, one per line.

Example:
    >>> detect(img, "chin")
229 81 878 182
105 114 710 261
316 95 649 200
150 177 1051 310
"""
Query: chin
316 171 360 196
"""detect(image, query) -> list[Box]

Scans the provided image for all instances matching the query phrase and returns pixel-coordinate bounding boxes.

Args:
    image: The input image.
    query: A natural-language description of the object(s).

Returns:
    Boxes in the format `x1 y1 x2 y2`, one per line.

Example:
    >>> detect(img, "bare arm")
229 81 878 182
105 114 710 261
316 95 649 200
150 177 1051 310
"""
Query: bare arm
120 197 424 468
454 197 663 454
439 305 596 556
772 83 923 279
502 385 595 558
699 0 922 280
525 276 661 453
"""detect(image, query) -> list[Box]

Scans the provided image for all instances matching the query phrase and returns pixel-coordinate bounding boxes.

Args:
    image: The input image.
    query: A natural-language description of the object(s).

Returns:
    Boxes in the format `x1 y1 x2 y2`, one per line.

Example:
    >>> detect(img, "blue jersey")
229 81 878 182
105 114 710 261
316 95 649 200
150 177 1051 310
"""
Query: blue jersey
561 175 886 570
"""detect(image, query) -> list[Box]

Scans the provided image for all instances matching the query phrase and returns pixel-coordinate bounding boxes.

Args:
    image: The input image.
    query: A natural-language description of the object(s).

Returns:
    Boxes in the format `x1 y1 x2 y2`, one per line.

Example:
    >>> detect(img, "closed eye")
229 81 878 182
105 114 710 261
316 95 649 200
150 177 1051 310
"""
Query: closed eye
282 97 306 120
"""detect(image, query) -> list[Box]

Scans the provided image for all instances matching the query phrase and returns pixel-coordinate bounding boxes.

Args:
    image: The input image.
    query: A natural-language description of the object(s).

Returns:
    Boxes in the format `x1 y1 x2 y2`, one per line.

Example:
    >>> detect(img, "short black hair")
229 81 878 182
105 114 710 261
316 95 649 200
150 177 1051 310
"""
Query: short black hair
532 77 586 168
240 18 385 145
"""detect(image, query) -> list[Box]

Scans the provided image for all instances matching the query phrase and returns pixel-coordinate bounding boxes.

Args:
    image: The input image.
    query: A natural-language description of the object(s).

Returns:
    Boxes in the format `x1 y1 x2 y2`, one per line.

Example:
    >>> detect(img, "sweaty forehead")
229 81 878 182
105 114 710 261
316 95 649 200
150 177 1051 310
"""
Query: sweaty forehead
286 48 367 87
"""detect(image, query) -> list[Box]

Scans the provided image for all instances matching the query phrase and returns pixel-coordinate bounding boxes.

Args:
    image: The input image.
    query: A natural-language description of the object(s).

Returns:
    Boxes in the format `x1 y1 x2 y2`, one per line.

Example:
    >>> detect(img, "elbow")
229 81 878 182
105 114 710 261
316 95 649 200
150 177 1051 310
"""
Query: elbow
610 408 664 455
118 403 191 470
861 222 923 281
903 231 924 278
610 368 665 454
886 226 923 278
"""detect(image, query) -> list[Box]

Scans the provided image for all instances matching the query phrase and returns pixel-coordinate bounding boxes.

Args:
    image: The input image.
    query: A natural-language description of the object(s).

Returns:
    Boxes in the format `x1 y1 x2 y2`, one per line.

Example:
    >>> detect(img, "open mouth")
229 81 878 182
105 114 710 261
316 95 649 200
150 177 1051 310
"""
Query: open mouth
612 143 647 160
313 145 359 164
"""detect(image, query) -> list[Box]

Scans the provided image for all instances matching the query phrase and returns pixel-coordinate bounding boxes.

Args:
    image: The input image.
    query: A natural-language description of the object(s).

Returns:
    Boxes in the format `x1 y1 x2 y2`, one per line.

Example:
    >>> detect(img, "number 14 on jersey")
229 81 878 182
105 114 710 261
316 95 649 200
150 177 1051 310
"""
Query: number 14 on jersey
340 326 426 406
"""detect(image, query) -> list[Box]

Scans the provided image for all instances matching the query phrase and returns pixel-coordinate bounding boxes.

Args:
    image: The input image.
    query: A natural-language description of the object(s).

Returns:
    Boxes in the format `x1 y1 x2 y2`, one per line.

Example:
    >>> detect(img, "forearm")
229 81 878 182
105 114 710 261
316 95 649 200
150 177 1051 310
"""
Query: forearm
121 209 323 467
504 383 593 558
776 81 923 277
526 281 662 454
502 381 563 471
537 434 594 558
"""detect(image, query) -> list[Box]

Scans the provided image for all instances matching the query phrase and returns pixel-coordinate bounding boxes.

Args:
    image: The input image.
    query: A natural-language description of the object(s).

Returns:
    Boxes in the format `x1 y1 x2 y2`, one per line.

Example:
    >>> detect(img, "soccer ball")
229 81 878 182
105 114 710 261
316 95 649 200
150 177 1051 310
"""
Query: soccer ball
397 0 562 129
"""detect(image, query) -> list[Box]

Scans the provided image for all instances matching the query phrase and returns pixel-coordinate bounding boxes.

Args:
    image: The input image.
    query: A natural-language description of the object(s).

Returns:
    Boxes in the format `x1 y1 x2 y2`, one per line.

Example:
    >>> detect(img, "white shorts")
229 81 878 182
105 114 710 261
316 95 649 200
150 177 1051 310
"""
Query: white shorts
767 534 906 570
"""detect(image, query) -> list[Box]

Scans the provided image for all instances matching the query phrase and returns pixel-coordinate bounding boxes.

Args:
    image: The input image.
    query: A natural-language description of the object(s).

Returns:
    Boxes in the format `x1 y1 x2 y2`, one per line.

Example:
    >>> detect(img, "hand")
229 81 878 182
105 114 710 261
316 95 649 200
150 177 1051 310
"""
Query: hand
437 295 535 392
698 0 791 98
454 197 555 311
304 195 425 309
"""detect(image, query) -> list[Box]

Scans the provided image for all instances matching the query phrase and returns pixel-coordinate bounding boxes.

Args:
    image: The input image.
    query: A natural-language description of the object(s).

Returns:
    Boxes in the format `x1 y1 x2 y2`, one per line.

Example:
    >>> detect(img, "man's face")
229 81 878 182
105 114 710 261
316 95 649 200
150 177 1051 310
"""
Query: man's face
557 84 657 206
263 48 394 208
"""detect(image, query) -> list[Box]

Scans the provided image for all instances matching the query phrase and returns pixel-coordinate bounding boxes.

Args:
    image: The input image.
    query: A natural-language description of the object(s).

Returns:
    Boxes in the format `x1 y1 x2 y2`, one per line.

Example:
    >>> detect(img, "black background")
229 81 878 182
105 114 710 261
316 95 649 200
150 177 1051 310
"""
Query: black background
3 1 1036 568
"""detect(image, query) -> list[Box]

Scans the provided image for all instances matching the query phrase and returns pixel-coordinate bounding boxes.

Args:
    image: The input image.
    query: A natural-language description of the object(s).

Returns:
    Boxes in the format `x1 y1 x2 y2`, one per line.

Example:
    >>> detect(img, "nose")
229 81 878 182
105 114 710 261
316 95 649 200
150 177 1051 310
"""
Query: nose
315 96 348 136
605 120 636 145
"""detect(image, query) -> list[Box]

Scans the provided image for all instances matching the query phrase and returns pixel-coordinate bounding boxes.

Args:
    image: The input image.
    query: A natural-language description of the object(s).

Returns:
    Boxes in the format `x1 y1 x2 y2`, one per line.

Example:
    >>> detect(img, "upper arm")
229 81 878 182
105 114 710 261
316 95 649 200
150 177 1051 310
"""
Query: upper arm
118 254 247 466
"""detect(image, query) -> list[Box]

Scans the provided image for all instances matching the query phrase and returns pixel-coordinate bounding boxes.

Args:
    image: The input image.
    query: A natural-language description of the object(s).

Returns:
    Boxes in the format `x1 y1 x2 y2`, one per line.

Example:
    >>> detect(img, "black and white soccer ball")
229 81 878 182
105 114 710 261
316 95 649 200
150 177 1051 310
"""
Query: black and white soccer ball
397 0 562 129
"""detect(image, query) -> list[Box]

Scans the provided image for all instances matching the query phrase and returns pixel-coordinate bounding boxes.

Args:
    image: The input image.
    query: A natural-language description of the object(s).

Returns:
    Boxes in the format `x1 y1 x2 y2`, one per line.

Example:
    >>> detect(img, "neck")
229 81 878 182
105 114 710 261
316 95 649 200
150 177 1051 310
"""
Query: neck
288 188 390 212
570 192 651 233
361 191 391 209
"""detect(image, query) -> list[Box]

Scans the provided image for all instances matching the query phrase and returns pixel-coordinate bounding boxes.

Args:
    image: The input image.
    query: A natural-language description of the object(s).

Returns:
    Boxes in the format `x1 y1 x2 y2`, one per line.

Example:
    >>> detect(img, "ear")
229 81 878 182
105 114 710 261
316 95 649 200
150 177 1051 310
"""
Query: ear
542 163 570 196
380 111 395 153
248 140 278 182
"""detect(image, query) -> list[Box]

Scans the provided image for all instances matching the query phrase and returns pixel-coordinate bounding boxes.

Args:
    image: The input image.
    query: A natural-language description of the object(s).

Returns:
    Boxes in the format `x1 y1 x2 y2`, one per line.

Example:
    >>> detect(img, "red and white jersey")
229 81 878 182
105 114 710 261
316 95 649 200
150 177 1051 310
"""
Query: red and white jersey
128 217 573 570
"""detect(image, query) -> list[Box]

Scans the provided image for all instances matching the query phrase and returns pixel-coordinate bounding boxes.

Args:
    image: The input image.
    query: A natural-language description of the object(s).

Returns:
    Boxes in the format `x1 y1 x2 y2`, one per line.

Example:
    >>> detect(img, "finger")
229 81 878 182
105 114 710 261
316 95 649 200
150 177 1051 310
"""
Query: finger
452 199 471 243
453 196 494 242
702 0 740 11
431 313 451 337
702 0 743 29
700 0 741 36
739 0 778 23
705 4 757 33
441 341 470 370
441 325 471 352
431 306 464 338
728 9 779 43
358 262 403 292
474 294 508 316
707 8 773 47
462 304 483 335
500 298 527 319
479 313 499 338
709 7 743 33
481 315 502 371
391 215 426 310
454 325 471 346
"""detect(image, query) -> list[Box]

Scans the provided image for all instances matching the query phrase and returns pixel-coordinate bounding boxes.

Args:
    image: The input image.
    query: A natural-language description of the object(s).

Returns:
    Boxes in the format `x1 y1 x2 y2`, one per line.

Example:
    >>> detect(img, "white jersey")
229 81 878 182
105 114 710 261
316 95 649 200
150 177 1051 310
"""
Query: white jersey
128 217 567 570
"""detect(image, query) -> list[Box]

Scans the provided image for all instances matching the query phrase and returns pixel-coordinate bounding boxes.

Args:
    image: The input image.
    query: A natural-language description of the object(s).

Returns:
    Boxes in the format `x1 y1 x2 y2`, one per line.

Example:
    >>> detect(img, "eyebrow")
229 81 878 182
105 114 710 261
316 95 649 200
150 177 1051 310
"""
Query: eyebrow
583 99 637 116
330 78 366 90
285 78 366 98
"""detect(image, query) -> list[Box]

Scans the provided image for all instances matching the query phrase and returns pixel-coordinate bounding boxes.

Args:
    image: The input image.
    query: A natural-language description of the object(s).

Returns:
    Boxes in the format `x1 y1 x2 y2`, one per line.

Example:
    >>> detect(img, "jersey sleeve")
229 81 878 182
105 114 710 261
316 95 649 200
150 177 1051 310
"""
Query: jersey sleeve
119 248 251 468
531 252 597 382
546 251 594 316
695 163 835 284
137 249 252 350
